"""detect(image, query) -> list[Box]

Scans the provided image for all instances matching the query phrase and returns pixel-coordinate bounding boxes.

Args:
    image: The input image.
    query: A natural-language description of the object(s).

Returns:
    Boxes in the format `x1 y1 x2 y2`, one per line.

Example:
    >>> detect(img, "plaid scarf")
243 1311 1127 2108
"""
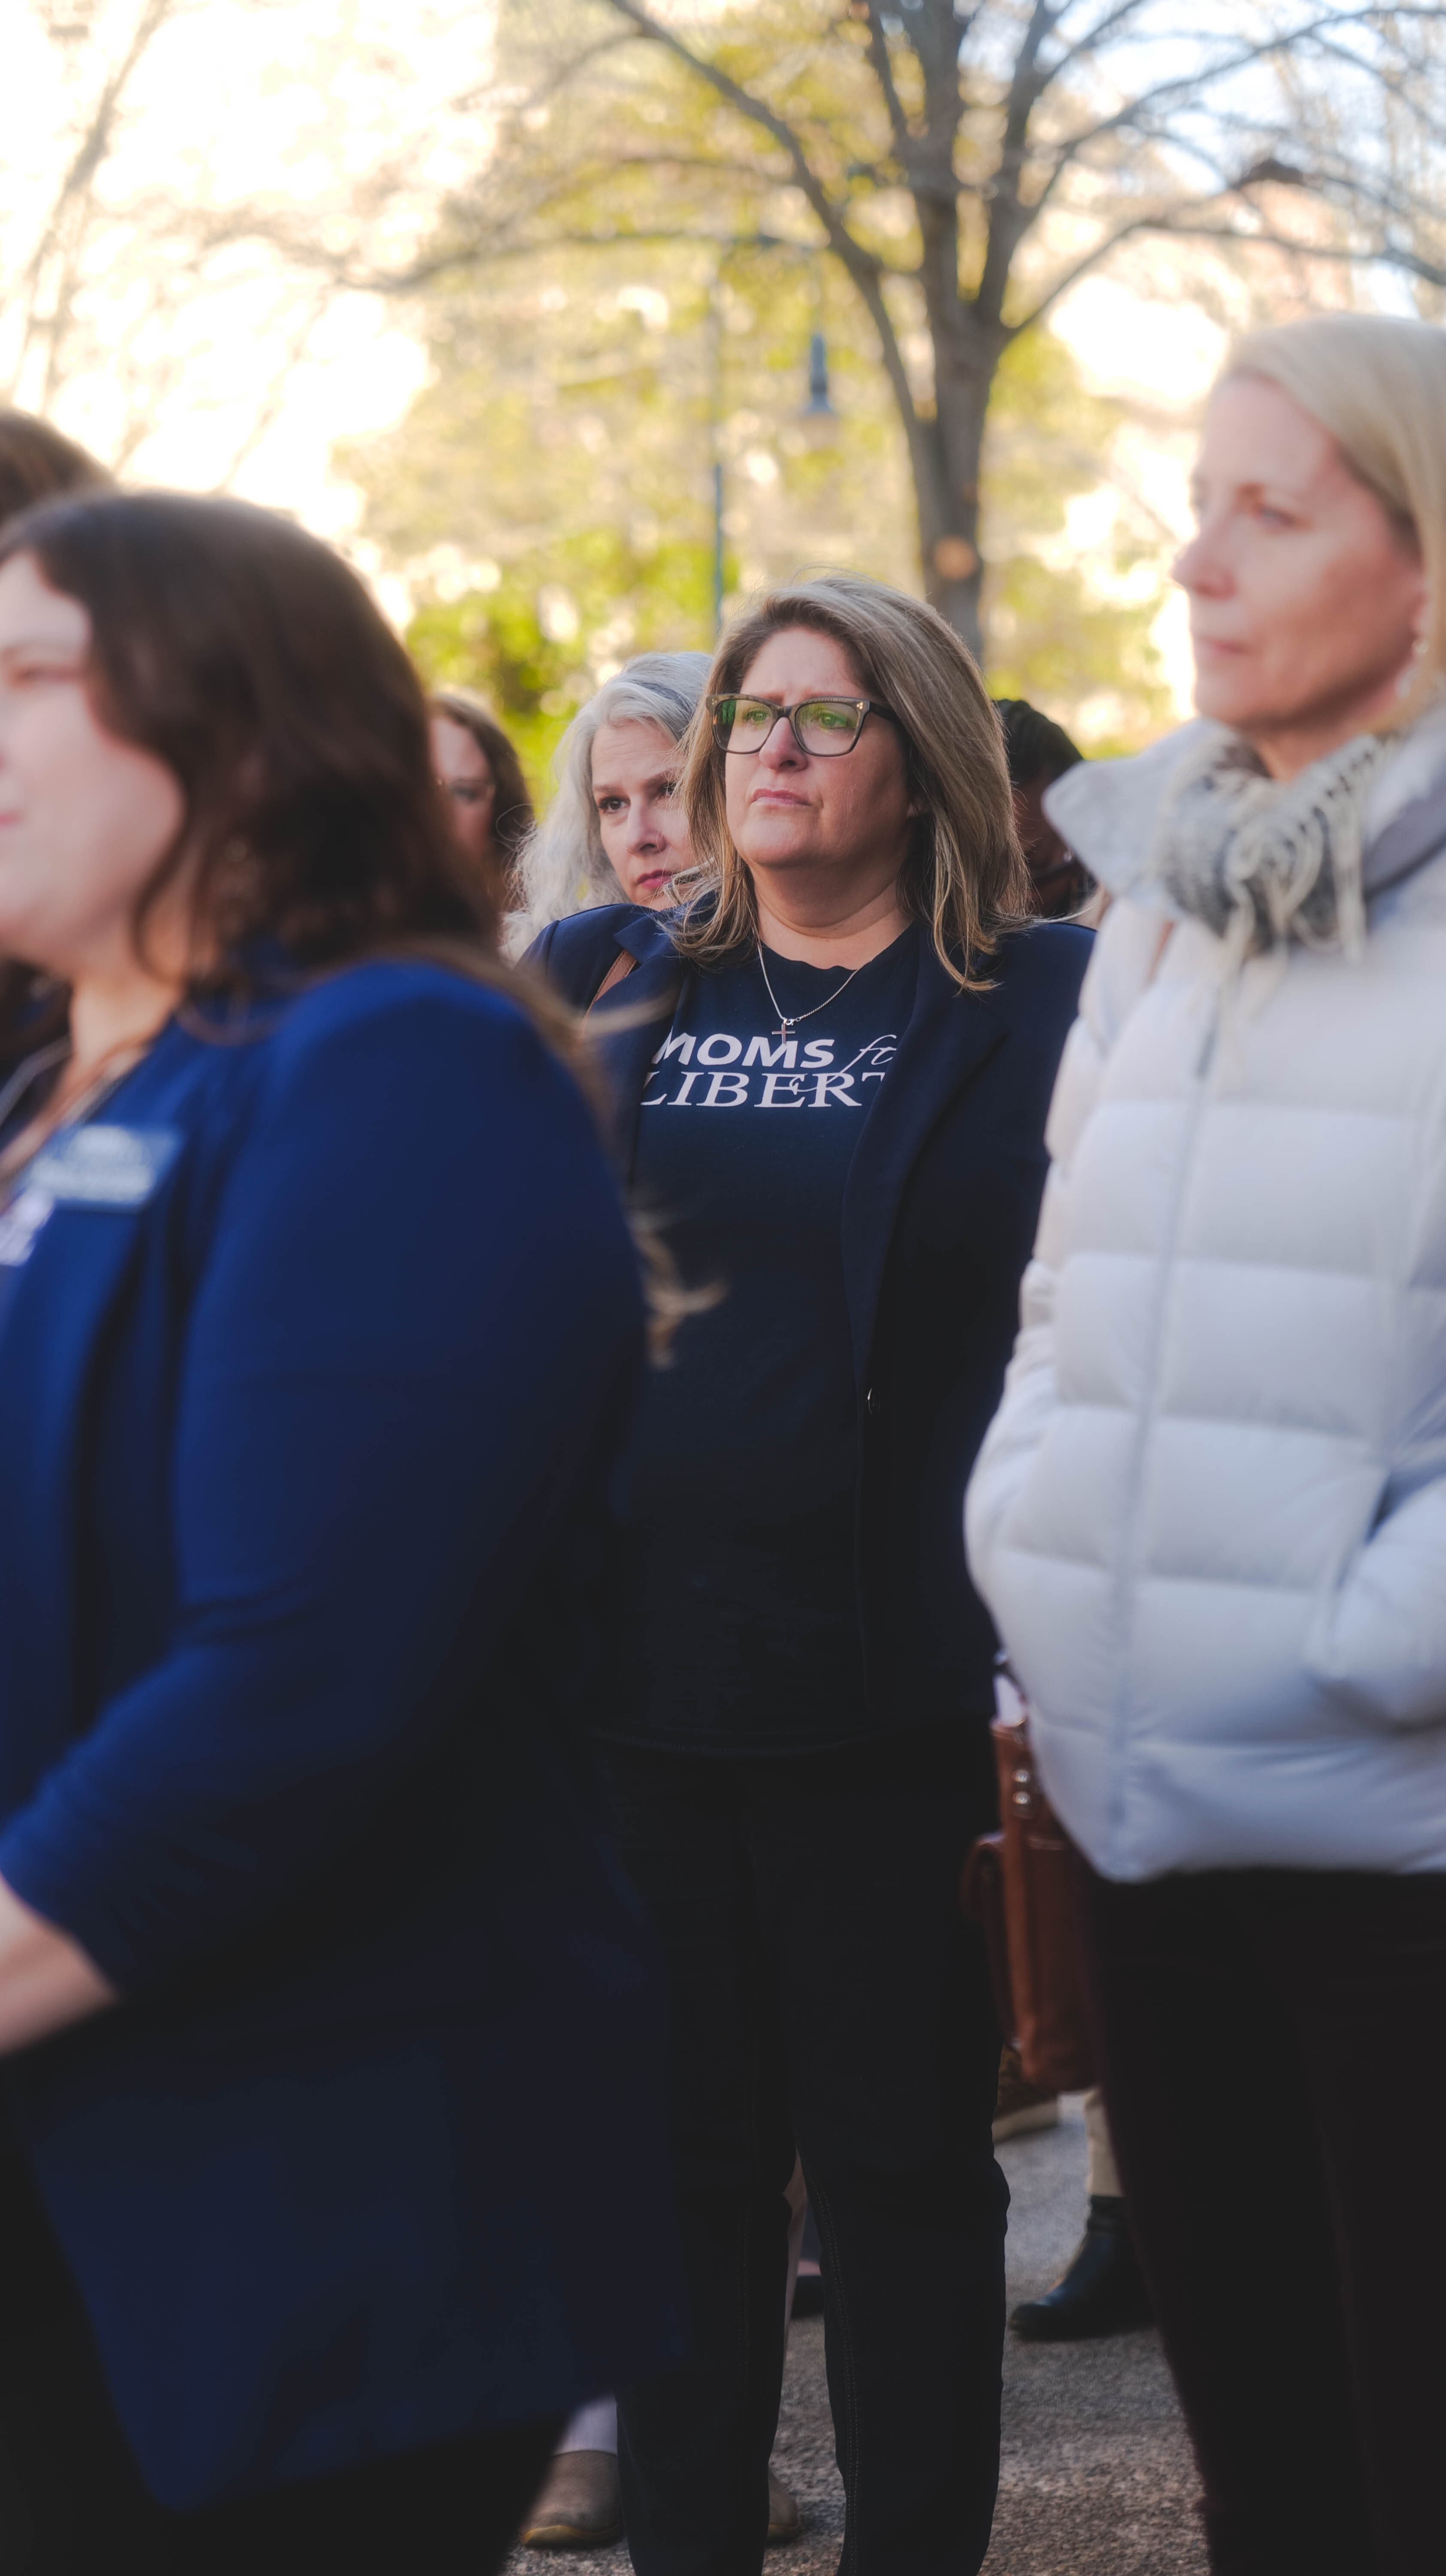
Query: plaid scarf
1149 729 1394 963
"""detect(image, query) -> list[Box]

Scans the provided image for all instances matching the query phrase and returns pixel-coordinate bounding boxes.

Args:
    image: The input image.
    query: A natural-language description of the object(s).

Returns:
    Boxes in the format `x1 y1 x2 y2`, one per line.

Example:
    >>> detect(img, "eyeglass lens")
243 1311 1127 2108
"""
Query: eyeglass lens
715 697 867 755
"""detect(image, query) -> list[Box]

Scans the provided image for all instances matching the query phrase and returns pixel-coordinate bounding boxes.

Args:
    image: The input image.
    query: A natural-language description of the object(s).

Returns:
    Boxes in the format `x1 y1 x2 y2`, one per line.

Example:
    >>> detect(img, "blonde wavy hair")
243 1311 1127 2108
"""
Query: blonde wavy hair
1225 314 1446 725
674 574 1031 989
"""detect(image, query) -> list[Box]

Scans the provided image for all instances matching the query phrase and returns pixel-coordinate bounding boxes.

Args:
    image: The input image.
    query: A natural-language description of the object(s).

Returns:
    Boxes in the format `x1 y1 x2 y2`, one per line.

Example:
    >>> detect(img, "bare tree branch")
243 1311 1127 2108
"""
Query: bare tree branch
601 0 927 464
862 5 911 158
7 0 183 407
1042 0 1155 81
1025 10 1446 197
1143 215 1446 292
208 279 336 492
976 3 1061 325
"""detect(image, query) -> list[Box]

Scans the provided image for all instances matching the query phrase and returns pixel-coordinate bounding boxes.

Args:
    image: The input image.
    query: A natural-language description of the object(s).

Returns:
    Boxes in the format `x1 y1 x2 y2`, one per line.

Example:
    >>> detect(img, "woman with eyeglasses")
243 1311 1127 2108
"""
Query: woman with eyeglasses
528 574 1090 2576
428 688 534 916
516 635 808 2556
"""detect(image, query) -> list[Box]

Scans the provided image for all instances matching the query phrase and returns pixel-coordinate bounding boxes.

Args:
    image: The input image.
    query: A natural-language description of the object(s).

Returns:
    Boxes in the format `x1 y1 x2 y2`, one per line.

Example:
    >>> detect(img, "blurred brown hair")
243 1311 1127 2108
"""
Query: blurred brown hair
0 410 110 528
0 421 112 1064
0 490 528 1057
0 488 695 1349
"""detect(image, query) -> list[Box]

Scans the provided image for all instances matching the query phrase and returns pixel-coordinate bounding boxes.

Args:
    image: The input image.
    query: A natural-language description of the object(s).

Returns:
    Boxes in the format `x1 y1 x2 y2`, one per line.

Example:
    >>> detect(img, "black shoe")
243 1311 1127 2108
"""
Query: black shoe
1011 2196 1154 2342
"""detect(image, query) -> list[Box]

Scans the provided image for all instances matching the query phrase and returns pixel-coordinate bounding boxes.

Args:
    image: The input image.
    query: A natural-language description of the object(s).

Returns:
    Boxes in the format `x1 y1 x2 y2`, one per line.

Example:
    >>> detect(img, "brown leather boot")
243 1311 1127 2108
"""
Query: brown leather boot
521 2448 623 2548
767 2468 801 2544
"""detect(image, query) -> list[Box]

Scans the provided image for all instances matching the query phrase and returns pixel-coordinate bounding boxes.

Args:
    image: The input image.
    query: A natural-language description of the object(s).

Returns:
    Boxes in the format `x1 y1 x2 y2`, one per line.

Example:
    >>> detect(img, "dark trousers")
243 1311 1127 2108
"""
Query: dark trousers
0 2136 561 2576
601 1727 1007 2576
1076 1858 1446 2576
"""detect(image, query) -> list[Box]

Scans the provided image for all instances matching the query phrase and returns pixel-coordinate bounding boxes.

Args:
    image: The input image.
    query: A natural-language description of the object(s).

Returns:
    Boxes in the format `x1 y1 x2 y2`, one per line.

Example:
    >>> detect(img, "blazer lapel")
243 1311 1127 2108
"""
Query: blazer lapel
586 915 686 1176
0 1023 201 1810
839 936 1011 1388
0 1204 152 1808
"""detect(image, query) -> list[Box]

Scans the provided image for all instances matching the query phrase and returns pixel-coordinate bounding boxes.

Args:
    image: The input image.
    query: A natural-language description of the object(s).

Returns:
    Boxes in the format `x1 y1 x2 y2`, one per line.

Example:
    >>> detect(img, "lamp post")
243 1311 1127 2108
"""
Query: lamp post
803 331 835 423
708 280 839 638
708 273 726 638
797 314 840 453
712 458 725 636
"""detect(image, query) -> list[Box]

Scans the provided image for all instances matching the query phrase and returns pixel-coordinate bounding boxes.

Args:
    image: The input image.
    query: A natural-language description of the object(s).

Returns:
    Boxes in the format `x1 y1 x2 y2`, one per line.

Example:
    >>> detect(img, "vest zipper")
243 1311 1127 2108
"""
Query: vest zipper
1103 983 1220 1871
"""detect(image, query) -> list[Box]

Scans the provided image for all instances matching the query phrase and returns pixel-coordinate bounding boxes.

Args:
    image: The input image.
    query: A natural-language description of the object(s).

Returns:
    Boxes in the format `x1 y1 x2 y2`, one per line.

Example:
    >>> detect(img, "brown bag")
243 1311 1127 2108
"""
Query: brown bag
959 1829 1015 2041
962 1680 1095 2094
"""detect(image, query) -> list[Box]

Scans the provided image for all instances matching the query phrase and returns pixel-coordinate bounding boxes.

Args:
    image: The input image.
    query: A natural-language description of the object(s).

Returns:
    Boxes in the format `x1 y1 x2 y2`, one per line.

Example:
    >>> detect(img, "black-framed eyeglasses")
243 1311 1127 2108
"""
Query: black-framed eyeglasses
708 694 894 757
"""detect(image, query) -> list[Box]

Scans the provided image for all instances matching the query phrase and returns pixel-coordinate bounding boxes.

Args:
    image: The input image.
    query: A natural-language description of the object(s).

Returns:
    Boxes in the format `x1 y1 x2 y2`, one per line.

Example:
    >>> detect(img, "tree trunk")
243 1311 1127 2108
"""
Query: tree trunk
881 0 1007 663
911 306 1004 665
911 407 983 659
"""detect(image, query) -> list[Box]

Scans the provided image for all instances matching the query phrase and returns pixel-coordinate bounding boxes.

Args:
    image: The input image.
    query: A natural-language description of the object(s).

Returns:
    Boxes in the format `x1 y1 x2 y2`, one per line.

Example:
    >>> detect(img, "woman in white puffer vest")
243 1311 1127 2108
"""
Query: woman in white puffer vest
968 313 1446 2576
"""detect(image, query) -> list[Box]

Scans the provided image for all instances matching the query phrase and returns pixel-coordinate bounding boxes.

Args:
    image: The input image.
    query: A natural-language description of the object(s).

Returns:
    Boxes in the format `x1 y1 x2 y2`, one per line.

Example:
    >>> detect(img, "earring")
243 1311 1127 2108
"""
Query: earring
1396 631 1429 699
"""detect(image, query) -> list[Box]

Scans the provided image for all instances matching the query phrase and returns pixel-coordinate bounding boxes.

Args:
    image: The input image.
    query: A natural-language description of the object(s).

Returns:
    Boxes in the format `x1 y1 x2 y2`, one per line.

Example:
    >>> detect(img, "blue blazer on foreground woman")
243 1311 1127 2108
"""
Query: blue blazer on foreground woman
0 958 681 2509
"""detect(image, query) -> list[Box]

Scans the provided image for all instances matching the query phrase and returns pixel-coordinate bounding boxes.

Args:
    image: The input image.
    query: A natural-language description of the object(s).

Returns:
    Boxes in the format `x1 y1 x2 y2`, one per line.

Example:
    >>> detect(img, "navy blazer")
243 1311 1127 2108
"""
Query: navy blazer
530 905 1090 1744
0 960 681 2508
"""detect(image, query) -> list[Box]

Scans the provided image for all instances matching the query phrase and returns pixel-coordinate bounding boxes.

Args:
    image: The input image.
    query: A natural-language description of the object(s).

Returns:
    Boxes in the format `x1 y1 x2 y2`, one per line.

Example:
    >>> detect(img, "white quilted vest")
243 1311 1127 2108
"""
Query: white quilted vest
966 735 1446 1878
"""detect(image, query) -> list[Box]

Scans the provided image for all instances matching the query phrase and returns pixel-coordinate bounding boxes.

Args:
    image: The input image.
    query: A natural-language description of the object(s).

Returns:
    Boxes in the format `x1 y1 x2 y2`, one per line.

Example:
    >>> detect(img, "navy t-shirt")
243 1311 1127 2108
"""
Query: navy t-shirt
620 925 920 1754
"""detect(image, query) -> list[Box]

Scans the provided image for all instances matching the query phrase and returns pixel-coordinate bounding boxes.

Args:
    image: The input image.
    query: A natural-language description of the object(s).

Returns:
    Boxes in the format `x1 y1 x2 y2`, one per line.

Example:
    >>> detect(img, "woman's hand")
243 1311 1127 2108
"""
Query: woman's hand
1307 1478 1446 1734
0 1874 116 2056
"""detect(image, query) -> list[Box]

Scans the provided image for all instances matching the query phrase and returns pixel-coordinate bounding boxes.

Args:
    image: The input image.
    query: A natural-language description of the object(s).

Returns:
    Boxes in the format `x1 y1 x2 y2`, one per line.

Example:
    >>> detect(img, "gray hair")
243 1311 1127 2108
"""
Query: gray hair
513 650 711 937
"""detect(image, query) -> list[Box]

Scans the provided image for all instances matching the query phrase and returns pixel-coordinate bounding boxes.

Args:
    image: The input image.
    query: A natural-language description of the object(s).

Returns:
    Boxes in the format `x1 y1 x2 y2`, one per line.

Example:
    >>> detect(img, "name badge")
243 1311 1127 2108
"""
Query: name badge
0 1187 55 1268
27 1124 180 1210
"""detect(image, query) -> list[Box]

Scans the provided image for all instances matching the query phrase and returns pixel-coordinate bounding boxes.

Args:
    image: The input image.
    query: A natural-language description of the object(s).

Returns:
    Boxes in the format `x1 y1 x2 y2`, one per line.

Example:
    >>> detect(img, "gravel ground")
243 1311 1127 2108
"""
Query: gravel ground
507 2096 1206 2575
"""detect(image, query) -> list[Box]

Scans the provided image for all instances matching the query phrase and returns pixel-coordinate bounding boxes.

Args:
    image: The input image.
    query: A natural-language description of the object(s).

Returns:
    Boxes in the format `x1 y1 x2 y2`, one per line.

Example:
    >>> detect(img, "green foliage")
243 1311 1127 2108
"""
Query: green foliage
985 557 1173 756
981 330 1174 749
406 527 723 790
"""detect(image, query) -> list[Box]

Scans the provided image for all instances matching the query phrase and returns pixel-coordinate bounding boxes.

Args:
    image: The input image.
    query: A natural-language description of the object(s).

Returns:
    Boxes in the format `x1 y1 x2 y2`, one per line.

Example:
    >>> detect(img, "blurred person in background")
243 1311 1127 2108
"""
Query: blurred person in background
513 652 711 948
988 695 1081 2152
0 410 110 527
993 698 1093 921
0 412 111 1091
530 575 1089 2576
428 686 533 915
969 312 1446 2575
0 486 681 2573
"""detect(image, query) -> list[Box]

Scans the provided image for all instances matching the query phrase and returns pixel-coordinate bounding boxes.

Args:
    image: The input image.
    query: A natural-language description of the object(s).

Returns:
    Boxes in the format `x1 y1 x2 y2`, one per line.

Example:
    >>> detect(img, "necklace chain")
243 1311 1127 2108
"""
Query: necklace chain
0 1034 157 1200
756 942 868 1039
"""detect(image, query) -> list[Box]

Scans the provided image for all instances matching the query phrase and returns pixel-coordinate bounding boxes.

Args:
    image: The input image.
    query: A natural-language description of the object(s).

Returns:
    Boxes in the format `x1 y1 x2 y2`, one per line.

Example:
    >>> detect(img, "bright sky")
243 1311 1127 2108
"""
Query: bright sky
1051 277 1225 716
3 0 1222 713
1 0 481 536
